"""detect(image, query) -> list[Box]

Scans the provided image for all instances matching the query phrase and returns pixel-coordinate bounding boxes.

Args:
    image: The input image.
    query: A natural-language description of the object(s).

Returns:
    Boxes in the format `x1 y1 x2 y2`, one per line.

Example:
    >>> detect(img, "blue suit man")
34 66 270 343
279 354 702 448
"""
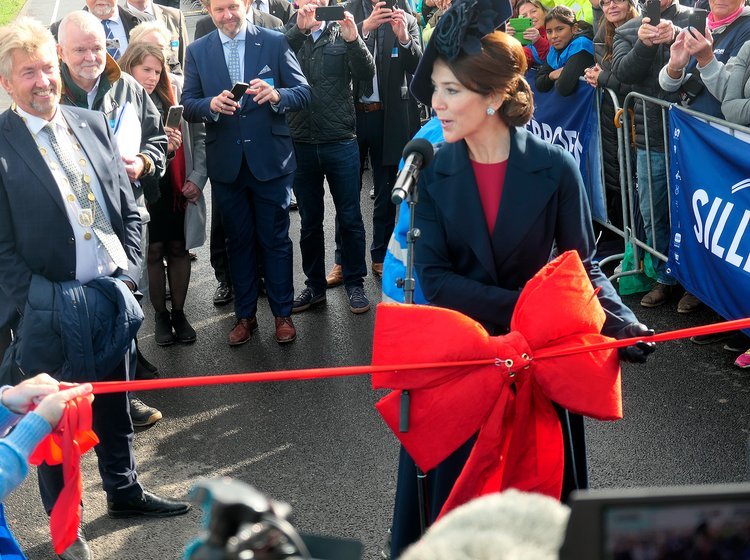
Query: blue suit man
182 0 311 346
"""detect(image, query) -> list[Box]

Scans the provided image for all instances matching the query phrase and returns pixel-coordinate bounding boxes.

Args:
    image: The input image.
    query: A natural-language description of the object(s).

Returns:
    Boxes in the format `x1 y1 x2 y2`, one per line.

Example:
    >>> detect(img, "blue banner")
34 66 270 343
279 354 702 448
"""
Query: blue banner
525 71 605 221
669 108 750 323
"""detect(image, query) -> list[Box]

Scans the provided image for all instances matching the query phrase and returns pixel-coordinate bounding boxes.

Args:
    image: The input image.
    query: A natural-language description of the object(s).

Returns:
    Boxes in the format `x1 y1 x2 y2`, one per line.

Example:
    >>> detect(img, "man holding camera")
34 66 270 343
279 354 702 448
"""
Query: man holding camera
338 0 421 281
285 0 375 314
611 0 690 310
182 0 311 345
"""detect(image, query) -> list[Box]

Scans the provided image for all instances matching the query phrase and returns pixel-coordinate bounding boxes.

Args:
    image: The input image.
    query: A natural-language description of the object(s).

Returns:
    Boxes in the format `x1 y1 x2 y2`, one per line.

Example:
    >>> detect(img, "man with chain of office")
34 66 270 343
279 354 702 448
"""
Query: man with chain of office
0 17 190 560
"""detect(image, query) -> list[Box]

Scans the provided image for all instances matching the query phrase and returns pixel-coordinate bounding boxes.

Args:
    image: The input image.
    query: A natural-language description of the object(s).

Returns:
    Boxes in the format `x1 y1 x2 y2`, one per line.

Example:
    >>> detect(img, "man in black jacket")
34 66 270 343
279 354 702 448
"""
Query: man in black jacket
611 0 690 309
286 0 375 314
340 0 421 280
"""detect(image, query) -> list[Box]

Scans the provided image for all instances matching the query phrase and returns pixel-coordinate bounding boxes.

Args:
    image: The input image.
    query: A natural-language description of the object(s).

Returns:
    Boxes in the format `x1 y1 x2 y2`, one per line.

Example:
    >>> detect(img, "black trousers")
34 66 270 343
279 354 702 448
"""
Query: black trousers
37 343 143 513
389 407 588 558
209 185 232 285
355 109 397 264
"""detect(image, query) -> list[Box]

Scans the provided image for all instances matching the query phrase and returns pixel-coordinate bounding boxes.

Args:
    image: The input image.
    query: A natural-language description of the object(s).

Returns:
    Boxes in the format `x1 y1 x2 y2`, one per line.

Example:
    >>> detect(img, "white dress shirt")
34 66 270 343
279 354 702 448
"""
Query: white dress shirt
18 106 118 284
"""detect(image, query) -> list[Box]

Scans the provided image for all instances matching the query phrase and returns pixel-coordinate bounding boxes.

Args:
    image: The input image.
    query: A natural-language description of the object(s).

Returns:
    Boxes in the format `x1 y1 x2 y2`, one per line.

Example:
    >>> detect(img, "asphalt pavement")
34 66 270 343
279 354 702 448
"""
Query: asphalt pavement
4 2 750 559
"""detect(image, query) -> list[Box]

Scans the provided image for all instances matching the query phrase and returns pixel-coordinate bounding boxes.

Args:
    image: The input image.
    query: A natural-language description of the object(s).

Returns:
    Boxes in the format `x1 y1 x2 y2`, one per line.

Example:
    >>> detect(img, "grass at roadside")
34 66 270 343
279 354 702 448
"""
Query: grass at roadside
0 0 25 26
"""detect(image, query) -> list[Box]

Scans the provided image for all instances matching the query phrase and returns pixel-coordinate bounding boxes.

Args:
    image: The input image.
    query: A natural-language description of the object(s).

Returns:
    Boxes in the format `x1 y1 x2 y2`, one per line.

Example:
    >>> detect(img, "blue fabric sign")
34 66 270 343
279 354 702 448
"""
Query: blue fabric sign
669 107 750 323
525 70 605 222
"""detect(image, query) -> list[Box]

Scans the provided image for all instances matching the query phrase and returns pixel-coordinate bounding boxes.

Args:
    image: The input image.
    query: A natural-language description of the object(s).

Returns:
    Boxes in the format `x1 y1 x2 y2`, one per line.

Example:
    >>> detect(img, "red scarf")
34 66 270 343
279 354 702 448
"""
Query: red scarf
708 5 744 30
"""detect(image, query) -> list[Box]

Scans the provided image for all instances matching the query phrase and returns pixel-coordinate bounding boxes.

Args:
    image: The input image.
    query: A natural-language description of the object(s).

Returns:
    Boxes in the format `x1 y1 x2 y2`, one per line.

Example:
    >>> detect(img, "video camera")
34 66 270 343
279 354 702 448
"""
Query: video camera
184 478 363 560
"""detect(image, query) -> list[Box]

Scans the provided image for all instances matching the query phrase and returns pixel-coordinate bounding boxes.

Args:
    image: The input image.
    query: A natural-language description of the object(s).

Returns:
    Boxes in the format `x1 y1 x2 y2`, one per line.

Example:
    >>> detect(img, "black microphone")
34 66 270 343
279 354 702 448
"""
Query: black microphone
391 138 435 204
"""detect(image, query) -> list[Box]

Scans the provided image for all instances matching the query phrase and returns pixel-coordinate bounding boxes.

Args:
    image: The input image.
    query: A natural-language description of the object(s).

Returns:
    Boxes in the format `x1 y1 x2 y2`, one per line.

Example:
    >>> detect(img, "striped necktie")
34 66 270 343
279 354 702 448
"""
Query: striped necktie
101 19 121 60
42 124 129 270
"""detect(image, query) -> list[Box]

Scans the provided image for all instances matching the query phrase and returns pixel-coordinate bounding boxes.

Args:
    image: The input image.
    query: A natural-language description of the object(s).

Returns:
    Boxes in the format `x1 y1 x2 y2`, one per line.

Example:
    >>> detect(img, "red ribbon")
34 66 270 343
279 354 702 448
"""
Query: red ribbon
28 396 98 554
372 250 624 516
32 248 750 546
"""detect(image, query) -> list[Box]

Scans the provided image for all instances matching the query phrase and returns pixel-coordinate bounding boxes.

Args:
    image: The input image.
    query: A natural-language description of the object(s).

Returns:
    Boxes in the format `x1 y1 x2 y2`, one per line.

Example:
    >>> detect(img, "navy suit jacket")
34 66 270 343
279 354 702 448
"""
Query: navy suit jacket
0 106 142 328
414 127 637 336
181 25 311 184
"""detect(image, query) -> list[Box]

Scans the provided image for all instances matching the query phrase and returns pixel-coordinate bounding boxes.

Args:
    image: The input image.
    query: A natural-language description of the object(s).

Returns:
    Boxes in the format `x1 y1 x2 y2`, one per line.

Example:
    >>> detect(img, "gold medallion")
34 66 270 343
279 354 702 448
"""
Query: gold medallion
87 192 95 201
84 232 92 240
83 174 91 184
39 147 47 156
80 159 86 166
78 209 94 227
67 194 76 203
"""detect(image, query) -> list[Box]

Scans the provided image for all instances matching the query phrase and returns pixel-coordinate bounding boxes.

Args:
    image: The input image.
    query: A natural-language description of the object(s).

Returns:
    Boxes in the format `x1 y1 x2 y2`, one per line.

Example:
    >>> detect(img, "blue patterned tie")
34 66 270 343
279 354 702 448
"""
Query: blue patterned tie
226 39 241 85
102 19 121 60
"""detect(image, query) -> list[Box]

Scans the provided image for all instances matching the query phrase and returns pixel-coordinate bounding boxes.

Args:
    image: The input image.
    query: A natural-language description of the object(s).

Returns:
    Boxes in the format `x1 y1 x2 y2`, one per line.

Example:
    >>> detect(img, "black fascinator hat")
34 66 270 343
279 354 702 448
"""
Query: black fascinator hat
410 0 513 106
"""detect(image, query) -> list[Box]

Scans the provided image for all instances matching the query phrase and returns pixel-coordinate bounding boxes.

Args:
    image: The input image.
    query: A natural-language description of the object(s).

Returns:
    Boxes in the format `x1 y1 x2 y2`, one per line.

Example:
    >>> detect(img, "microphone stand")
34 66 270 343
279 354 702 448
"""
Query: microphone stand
396 183 430 536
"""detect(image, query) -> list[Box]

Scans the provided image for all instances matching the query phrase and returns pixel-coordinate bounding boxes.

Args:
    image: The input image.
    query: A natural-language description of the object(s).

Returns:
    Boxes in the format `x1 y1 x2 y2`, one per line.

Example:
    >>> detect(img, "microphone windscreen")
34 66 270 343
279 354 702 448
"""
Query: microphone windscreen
402 138 435 168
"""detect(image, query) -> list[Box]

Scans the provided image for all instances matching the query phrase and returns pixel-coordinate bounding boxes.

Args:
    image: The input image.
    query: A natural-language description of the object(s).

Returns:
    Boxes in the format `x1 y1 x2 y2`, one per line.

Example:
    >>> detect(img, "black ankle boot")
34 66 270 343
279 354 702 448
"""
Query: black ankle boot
171 310 196 343
154 310 174 346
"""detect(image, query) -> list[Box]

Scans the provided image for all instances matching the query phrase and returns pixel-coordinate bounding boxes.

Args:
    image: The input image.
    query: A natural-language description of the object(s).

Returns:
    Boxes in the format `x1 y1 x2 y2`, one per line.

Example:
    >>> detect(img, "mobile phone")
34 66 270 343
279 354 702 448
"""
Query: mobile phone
688 8 708 36
165 105 183 129
508 17 533 45
314 6 345 20
229 81 249 100
643 0 660 26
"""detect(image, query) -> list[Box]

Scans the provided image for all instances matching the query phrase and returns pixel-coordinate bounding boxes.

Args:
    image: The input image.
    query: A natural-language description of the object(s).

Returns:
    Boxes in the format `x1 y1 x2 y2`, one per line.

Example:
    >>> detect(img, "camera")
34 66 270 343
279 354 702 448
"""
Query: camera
184 478 363 560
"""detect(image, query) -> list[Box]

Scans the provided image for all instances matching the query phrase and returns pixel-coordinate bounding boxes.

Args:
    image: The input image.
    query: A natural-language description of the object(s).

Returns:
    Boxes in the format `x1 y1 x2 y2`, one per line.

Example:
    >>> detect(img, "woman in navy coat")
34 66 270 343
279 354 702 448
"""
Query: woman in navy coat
388 0 654 556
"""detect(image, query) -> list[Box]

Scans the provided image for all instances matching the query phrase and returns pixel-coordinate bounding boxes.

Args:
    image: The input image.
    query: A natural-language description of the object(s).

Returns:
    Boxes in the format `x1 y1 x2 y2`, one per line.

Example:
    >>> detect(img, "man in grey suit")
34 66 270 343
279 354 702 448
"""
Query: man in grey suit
0 17 190 560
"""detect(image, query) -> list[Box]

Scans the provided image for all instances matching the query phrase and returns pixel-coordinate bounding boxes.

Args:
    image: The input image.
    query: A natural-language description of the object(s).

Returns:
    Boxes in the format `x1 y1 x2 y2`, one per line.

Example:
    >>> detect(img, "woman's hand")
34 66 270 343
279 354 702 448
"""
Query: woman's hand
684 24 714 66
666 29 691 75
164 125 182 153
616 322 656 364
584 63 602 87
523 26 541 44
34 384 94 428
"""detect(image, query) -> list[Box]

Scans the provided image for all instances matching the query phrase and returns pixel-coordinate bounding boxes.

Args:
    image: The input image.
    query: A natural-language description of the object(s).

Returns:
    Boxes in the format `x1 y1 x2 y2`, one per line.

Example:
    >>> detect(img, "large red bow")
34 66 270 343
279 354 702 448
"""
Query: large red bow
371 251 622 517
29 396 99 554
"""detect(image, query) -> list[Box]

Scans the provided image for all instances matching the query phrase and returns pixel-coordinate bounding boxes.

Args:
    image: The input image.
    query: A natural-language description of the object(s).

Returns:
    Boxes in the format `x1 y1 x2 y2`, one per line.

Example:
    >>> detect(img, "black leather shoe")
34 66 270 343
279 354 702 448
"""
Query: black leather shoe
58 528 91 560
213 282 233 306
107 490 191 519
135 346 159 379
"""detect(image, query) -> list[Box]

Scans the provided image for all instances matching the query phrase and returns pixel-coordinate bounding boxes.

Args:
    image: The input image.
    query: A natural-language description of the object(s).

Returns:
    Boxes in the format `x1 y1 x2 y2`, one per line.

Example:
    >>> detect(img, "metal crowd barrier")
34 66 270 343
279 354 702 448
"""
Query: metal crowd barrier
613 92 750 283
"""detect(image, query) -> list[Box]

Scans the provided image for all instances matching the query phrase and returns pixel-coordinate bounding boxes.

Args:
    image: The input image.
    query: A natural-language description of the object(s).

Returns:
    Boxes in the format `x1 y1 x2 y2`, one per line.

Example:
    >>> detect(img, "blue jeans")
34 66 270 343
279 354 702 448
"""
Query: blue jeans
293 139 366 293
636 149 675 285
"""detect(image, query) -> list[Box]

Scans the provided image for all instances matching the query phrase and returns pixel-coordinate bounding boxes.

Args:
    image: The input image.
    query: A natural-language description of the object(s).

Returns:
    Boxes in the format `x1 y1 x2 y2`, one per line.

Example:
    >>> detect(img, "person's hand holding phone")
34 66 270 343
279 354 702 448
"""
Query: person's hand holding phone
164 126 182 153
362 1 393 35
685 22 713 66
523 26 540 43
340 11 359 42
210 89 242 116
296 3 320 32
389 7 410 44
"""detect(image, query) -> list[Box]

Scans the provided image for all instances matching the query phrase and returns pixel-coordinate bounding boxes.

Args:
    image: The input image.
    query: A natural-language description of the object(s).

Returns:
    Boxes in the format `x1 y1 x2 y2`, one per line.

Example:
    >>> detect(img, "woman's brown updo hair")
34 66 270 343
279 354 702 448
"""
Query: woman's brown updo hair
443 30 534 127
